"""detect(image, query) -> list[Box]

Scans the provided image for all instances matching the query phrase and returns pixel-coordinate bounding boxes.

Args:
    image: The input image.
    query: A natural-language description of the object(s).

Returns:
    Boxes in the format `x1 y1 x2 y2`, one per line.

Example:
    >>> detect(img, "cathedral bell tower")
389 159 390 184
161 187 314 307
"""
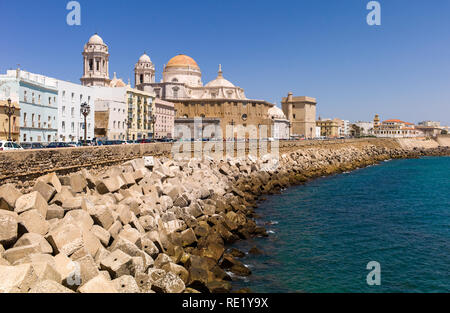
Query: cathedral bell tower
134 52 155 92
81 33 110 87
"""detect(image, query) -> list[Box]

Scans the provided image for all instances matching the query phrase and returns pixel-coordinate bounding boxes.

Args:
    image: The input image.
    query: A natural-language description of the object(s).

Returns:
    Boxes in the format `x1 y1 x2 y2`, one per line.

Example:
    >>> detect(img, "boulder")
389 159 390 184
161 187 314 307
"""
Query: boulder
96 177 121 195
46 204 64 220
0 264 38 293
32 181 56 203
100 249 134 279
78 275 118 293
46 223 84 256
29 280 74 293
0 184 22 211
3 244 42 264
0 210 18 247
69 173 87 193
15 191 48 218
76 255 100 286
112 275 140 293
36 172 62 193
91 225 111 247
13 233 53 254
151 272 185 293
180 228 197 247
91 205 115 229
19 209 50 236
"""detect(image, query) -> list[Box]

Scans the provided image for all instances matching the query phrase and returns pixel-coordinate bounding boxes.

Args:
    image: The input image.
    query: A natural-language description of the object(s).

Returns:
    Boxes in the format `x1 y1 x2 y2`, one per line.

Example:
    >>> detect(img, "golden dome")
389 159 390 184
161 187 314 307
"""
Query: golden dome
166 54 199 69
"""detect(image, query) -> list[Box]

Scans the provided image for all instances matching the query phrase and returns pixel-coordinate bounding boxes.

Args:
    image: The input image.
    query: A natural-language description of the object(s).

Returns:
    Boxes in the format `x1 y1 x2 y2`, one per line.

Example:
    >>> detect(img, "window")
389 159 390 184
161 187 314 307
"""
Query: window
140 74 144 84
96 60 100 71
242 114 248 121
62 121 65 132
24 91 27 102
89 59 93 71
62 106 66 116
23 134 27 142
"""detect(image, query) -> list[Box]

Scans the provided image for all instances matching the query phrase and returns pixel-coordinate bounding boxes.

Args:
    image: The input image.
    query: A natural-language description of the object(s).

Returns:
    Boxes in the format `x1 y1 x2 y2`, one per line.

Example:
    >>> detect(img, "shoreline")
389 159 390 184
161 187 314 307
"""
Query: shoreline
0 143 449 293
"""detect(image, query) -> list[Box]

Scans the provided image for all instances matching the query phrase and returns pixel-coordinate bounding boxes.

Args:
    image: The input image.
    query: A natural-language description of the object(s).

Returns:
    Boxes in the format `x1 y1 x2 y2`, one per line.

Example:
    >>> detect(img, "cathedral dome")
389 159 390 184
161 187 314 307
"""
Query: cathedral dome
166 54 199 69
268 106 287 120
138 53 151 63
88 33 104 45
205 65 235 88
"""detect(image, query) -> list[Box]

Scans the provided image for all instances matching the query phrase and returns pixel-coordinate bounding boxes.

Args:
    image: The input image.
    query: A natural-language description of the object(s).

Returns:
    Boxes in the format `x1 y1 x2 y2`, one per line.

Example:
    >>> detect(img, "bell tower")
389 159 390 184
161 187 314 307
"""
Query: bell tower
134 52 155 91
81 33 110 87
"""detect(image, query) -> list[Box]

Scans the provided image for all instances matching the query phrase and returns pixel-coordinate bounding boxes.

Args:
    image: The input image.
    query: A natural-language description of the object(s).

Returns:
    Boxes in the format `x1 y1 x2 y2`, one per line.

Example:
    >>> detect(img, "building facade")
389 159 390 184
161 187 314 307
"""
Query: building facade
4 70 59 143
373 118 424 138
57 79 95 142
126 87 155 140
316 118 339 138
81 34 110 87
154 98 175 139
268 106 290 139
0 76 21 142
93 87 128 140
281 93 317 139
134 54 275 139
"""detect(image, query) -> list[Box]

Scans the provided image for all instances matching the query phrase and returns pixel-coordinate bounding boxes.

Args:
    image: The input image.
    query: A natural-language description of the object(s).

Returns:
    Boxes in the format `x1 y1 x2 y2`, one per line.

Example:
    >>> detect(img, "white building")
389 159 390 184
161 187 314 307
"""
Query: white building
57 79 96 142
268 106 290 140
92 86 128 140
341 120 350 137
353 121 374 136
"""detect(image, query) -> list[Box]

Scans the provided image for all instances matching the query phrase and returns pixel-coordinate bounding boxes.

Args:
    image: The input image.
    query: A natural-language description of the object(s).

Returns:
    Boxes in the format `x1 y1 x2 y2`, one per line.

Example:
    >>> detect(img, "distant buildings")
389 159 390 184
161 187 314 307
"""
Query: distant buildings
154 98 175 139
0 77 21 142
316 118 339 138
373 116 424 138
352 121 374 137
281 93 317 139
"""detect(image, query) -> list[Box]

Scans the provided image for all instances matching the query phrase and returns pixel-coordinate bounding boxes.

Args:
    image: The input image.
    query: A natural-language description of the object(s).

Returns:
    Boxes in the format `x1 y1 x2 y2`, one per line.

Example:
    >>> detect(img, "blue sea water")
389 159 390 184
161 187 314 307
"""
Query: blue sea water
230 157 450 293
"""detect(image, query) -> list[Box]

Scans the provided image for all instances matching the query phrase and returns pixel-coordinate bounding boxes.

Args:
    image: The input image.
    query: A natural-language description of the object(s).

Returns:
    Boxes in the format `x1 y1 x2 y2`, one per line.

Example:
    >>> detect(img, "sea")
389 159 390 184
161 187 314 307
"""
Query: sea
230 156 450 293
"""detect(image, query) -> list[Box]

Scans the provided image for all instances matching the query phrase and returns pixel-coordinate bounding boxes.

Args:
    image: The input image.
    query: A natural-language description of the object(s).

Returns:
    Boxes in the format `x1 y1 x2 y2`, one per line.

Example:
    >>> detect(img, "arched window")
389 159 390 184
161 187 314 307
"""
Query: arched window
172 78 178 83
140 74 144 84
173 87 179 99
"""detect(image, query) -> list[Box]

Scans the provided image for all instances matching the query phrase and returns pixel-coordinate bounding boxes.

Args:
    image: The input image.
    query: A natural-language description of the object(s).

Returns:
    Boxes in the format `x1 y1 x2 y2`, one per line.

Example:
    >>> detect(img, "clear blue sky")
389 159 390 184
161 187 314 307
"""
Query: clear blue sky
1 0 449 125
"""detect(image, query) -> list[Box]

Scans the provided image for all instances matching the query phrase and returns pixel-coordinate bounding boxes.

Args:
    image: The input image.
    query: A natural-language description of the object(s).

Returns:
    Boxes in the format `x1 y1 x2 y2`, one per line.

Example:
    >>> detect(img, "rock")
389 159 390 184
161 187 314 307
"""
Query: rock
91 225 111 247
180 228 197 247
229 248 246 258
136 237 159 258
249 246 263 255
2 244 42 264
19 209 50 236
62 197 83 212
29 280 75 293
46 204 64 220
78 275 118 293
100 249 134 279
91 205 115 230
0 210 18 247
46 223 84 256
54 253 81 289
36 172 62 193
162 262 189 284
112 275 140 293
108 221 123 240
15 191 48 218
29 261 62 283
152 272 186 293
96 177 121 195
76 255 100 286
13 233 53 254
0 264 38 293
207 280 232 293
135 272 154 293
0 184 22 211
69 173 87 193
220 255 251 276
32 181 56 203
63 209 94 232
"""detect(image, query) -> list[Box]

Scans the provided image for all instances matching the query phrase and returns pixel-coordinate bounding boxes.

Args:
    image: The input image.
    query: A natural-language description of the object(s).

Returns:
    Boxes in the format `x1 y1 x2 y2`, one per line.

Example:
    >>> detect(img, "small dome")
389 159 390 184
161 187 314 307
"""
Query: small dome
268 106 286 119
166 54 199 69
139 53 151 63
109 72 126 88
205 64 235 88
88 33 104 45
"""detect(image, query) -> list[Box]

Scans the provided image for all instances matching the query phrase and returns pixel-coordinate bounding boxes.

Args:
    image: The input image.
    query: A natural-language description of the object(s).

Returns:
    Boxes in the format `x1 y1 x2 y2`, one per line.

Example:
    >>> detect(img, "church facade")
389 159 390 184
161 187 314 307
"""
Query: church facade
134 53 278 139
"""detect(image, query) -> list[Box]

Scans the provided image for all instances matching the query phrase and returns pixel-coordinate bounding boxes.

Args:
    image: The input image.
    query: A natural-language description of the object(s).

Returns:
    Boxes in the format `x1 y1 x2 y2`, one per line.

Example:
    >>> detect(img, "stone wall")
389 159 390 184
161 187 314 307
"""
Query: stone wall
1 137 443 185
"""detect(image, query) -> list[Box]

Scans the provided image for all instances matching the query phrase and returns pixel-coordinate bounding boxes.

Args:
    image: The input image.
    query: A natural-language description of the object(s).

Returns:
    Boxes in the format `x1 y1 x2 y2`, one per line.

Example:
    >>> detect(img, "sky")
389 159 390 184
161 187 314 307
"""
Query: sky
1 0 449 125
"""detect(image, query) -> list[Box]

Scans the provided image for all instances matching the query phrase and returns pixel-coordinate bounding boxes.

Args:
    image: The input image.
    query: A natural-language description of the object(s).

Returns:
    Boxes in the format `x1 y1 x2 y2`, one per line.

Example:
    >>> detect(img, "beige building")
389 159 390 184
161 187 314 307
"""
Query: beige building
126 87 155 141
134 55 275 139
316 118 339 138
81 34 111 87
154 98 175 139
0 99 20 142
281 93 317 139
373 118 424 138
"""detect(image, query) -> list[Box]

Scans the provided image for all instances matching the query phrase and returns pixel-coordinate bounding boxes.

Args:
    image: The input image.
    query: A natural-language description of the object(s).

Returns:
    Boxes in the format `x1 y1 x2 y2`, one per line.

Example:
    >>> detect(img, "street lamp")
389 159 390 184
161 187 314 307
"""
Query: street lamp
149 114 156 140
80 102 90 145
4 98 15 141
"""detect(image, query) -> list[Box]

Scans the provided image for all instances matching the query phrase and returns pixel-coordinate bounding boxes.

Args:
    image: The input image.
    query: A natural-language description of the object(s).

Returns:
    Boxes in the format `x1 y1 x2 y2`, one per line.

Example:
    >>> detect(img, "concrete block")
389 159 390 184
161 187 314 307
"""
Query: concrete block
15 191 48 218
0 184 22 211
112 275 140 293
36 172 62 193
13 233 53 254
29 280 74 293
78 275 118 293
91 205 115 229
91 225 111 247
46 223 83 256
19 209 50 236
100 249 134 279
0 210 18 247
152 272 185 293
32 181 56 203
0 264 38 293
46 204 64 220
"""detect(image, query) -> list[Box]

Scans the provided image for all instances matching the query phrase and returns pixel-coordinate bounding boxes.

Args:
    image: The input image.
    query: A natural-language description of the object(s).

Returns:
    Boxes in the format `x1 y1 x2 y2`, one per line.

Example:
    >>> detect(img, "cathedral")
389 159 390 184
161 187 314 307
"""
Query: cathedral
81 33 293 140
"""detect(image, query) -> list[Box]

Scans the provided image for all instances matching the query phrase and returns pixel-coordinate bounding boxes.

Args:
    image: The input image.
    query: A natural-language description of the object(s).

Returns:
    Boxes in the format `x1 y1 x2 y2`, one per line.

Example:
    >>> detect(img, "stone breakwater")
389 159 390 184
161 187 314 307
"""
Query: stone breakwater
0 144 448 293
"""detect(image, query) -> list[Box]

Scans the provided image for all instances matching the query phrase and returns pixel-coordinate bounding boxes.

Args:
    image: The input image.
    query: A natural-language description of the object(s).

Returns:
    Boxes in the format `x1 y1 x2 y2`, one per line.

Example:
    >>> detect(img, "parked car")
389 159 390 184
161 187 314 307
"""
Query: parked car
46 142 71 149
21 142 45 150
0 141 24 151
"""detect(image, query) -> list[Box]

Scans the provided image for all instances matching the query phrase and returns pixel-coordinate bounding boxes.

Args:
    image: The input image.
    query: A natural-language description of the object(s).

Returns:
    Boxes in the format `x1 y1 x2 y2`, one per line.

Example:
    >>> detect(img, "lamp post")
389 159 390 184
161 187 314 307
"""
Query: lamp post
4 98 15 141
149 114 156 140
80 102 90 145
